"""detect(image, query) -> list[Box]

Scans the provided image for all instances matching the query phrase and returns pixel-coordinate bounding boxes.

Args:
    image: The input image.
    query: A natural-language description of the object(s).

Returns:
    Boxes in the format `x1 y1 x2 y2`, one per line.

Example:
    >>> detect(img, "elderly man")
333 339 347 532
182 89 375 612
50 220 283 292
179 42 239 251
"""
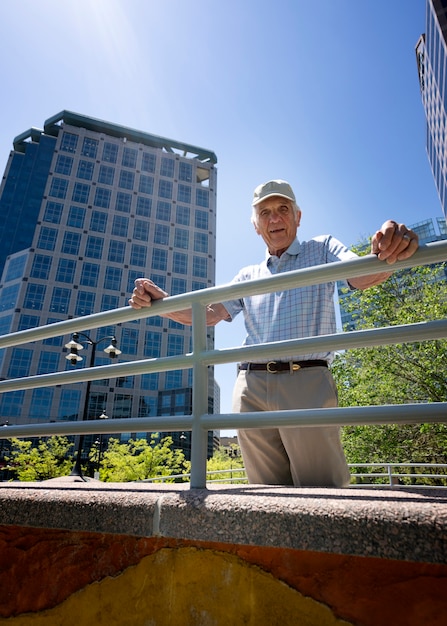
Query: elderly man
129 180 418 487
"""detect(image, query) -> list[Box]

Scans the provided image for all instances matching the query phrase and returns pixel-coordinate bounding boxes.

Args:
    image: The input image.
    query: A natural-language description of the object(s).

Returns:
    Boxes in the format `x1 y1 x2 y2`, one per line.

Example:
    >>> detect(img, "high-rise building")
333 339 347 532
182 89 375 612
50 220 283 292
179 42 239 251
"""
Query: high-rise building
0 111 219 458
416 0 447 222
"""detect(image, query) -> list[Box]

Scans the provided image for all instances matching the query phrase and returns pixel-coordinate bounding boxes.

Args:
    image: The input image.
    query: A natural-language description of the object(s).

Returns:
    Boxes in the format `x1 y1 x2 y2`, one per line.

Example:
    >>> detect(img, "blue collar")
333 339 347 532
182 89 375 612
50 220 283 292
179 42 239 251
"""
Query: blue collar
266 238 301 264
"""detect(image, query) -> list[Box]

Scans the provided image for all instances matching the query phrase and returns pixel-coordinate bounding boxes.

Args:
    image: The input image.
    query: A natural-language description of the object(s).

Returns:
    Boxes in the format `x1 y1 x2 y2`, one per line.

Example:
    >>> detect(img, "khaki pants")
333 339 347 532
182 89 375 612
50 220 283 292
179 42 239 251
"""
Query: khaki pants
233 366 351 487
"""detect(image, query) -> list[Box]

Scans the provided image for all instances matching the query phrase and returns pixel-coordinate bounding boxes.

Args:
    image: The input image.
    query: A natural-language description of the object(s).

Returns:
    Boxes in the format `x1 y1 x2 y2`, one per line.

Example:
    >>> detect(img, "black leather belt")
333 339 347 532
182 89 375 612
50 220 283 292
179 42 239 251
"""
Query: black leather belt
238 360 328 373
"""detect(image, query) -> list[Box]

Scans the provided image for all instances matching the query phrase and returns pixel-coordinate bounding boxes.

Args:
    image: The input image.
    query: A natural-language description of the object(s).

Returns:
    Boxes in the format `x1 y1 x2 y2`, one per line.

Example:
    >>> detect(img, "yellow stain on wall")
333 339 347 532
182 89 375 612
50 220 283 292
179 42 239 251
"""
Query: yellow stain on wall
3 547 353 626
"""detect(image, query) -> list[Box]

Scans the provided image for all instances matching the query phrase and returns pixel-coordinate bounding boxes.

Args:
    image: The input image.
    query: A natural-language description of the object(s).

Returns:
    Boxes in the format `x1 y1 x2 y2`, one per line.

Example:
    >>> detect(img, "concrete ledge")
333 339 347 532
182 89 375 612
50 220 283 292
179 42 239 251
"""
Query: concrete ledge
0 480 446 564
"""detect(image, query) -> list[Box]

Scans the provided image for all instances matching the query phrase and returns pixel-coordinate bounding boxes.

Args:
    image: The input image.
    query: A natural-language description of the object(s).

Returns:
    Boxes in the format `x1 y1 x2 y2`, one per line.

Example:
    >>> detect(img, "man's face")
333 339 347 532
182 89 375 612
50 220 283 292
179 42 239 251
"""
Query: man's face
253 196 301 256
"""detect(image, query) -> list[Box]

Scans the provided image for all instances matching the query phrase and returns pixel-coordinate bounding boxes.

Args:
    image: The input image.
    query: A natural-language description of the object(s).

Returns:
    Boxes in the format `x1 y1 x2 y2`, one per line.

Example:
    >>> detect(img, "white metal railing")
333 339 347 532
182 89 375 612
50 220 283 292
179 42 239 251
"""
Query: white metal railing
0 241 446 488
141 462 447 488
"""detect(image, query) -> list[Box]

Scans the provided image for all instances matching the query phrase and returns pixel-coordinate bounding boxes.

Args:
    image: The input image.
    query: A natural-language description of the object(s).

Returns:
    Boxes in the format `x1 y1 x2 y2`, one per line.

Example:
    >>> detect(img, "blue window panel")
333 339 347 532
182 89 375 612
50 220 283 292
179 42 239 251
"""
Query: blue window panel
81 137 98 159
116 191 132 213
194 232 208 253
176 205 190 226
23 283 46 310
139 175 154 195
43 201 63 224
8 347 33 377
120 328 138 355
58 388 81 421
193 256 207 278
174 228 189 249
98 165 115 185
144 331 161 358
195 209 209 230
102 142 118 163
196 188 209 208
0 284 20 312
80 262 100 287
141 152 156 173
61 232 81 255
5 254 27 281
136 196 151 217
55 155 73 176
50 287 71 314
119 170 135 190
90 210 108 233
77 160 94 181
104 266 123 290
171 277 186 295
93 187 111 209
56 258 76 283
37 351 60 375
165 370 183 390
130 244 147 267
72 182 90 204
160 157 174 177
60 132 78 153
177 184 191 203
0 390 25 417
29 388 55 419
108 240 126 263
37 226 58 251
75 290 96 316
173 252 188 274
122 147 137 168
158 179 172 199
179 162 193 182
67 206 86 229
151 248 167 271
111 215 129 237
133 219 149 241
156 201 171 221
49 177 68 199
30 254 52 279
154 224 169 245
101 294 119 310
85 236 104 259
18 314 40 330
167 334 184 356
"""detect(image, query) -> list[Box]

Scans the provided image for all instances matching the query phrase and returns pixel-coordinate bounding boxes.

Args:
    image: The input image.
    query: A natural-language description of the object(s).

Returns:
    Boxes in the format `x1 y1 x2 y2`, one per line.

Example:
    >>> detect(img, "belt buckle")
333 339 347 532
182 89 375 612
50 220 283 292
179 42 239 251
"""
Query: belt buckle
266 361 278 373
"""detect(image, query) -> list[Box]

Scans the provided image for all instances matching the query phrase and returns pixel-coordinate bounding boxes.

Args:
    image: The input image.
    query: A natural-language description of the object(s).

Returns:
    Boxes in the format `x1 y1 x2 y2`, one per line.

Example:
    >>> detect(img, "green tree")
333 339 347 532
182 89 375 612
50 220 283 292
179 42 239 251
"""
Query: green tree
6 436 74 481
207 446 245 483
332 261 447 481
99 434 190 482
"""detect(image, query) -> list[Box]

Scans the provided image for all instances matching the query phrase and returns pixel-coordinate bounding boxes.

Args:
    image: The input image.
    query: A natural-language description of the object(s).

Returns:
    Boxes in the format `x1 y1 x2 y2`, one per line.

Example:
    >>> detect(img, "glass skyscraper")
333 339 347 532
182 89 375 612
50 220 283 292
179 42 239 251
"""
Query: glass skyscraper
0 111 219 457
416 0 447 222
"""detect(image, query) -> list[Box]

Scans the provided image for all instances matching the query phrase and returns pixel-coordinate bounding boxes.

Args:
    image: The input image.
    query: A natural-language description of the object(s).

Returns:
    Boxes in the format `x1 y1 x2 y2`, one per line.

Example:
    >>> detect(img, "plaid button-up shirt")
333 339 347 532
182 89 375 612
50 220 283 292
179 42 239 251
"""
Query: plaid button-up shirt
222 236 358 364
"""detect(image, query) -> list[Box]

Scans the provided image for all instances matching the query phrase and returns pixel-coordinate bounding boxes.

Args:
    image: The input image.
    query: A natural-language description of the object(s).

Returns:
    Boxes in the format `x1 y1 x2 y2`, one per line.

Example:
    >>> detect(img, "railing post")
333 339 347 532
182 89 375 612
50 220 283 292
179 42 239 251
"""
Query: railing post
190 301 209 489
387 463 394 487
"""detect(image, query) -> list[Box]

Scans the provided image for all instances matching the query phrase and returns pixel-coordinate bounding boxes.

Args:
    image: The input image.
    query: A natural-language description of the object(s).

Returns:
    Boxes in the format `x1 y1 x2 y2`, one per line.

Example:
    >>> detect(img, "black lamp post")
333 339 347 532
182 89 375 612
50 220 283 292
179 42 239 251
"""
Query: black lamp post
95 411 109 478
64 332 121 480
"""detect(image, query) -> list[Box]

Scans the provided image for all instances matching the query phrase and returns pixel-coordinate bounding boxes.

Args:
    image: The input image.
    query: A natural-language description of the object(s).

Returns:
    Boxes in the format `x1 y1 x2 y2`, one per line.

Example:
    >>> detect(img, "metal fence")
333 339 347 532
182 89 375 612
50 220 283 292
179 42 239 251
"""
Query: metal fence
0 241 446 488
142 462 447 488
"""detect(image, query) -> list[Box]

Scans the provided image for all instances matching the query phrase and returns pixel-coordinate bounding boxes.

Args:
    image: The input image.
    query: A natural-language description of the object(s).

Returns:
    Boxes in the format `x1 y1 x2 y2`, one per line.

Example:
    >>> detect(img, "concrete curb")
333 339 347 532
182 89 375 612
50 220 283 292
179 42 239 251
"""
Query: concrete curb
0 481 446 563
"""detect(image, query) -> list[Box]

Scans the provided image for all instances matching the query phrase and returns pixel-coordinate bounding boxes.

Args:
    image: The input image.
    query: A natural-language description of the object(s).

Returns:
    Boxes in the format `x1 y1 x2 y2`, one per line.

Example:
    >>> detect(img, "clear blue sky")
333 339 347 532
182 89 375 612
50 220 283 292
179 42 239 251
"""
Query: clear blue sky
0 0 442 424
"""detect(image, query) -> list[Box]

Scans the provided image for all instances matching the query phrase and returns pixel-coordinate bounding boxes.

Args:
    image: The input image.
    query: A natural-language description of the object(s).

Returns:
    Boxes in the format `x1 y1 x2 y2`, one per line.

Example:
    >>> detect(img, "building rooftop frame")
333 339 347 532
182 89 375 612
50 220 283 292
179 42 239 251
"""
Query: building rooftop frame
13 110 217 165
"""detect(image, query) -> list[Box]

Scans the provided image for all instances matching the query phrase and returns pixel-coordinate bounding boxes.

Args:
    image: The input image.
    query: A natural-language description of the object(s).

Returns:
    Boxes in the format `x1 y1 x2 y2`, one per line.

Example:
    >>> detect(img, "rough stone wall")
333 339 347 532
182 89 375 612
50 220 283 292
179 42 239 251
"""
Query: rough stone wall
1 525 446 625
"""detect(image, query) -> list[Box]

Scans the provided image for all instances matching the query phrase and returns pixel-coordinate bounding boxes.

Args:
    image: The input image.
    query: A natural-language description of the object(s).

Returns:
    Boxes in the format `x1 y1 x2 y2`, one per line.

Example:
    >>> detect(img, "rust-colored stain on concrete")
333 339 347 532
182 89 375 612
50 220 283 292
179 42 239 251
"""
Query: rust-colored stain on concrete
0 547 352 626
0 526 446 626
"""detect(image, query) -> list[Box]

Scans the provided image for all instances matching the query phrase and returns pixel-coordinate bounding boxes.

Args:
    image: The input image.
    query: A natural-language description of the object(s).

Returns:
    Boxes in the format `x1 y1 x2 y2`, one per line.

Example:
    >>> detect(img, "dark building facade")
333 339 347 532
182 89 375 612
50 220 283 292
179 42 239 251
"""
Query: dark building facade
416 0 447 222
0 111 219 458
